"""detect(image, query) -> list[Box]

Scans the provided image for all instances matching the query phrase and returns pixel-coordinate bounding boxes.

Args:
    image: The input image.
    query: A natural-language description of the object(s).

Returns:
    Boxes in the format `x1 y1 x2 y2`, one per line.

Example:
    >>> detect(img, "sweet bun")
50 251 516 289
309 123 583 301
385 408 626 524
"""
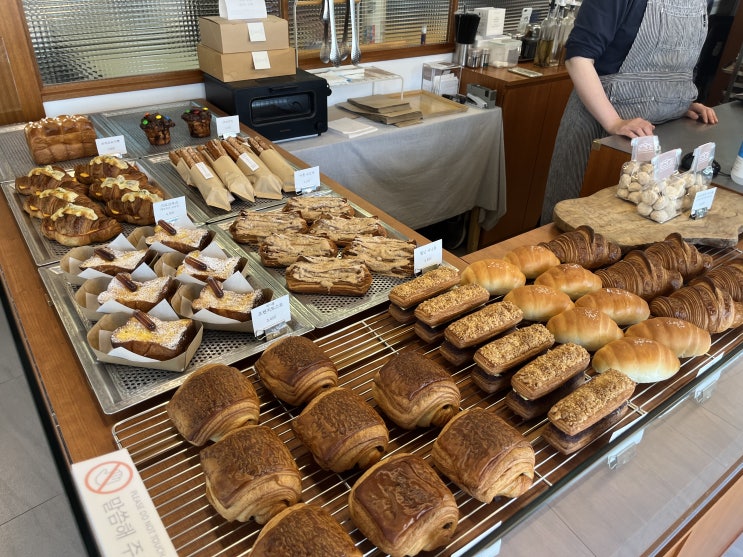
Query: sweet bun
546 307 623 352
574 288 650 326
503 285 574 322
503 244 561 279
460 258 526 296
624 317 711 358
534 263 603 300
592 337 681 383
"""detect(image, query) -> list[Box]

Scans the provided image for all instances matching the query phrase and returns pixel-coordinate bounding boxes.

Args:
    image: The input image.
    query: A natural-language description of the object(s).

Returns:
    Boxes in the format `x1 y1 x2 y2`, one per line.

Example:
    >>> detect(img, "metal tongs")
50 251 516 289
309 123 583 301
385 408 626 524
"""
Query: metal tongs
320 0 330 63
349 0 361 65
327 0 341 66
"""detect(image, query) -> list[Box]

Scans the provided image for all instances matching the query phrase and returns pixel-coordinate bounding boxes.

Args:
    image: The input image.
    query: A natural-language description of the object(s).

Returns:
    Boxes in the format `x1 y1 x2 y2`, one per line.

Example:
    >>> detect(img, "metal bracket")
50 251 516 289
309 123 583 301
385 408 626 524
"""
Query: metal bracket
694 368 722 404
607 428 644 470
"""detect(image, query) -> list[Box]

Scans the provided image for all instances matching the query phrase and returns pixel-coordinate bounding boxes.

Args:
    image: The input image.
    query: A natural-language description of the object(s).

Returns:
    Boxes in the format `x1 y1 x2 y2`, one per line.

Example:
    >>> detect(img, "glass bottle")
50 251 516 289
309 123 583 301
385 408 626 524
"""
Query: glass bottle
547 0 566 67
555 0 576 66
535 1 557 67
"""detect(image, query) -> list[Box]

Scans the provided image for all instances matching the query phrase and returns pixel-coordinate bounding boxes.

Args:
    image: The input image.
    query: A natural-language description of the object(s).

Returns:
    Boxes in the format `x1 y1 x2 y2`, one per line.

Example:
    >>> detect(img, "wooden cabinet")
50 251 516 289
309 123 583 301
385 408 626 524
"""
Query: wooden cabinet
460 63 573 248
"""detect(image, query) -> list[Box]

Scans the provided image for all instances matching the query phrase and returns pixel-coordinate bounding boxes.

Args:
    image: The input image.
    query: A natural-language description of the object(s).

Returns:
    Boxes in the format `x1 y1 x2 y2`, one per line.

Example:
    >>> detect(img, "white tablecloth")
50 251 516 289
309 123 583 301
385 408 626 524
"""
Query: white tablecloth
282 105 507 231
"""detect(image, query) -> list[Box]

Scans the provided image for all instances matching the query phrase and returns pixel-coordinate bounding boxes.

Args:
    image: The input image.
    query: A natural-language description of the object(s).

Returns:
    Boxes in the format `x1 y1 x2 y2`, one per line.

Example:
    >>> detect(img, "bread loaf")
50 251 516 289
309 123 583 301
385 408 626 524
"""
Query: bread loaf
460 258 526 295
443 300 523 349
502 244 560 279
625 317 711 358
541 225 622 269
546 307 624 352
574 287 650 326
503 284 574 322
534 263 602 300
387 266 461 309
24 115 98 164
592 337 681 383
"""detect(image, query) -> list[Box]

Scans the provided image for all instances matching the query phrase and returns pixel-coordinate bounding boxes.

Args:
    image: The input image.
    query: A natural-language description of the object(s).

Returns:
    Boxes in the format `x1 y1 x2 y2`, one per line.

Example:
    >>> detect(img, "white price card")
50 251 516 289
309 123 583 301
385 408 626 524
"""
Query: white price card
96 135 127 157
153 196 188 225
247 21 267 42
216 115 241 138
251 294 291 335
219 0 267 20
71 448 178 557
690 186 716 219
252 51 271 70
414 240 443 273
295 166 320 193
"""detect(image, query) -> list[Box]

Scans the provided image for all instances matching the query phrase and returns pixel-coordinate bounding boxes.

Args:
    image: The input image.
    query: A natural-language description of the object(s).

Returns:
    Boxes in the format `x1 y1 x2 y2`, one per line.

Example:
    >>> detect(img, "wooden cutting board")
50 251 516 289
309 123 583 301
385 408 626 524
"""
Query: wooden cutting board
553 186 743 249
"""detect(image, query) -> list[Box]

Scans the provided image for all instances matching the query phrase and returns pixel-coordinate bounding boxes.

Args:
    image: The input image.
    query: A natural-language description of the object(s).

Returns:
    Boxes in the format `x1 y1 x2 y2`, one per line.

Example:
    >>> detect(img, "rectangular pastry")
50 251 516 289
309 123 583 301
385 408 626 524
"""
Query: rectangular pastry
229 210 308 244
342 236 416 277
282 195 355 222
258 233 337 267
443 300 523 349
285 256 372 297
308 215 387 246
414 284 490 328
510 342 590 400
505 371 585 420
388 266 461 309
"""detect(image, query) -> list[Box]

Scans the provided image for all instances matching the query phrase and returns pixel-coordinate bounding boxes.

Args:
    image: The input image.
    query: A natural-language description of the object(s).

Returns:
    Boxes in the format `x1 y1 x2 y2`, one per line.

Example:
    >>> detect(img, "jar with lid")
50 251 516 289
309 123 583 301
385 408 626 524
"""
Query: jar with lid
520 13 541 61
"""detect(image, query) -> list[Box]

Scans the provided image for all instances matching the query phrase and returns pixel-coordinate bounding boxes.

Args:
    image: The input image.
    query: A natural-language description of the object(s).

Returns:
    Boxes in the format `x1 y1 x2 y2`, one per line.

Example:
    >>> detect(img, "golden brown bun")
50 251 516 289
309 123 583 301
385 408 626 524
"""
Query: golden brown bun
285 256 372 297
444 300 523 349
432 408 534 502
251 503 362 557
547 368 635 436
414 284 490 327
574 288 650 326
649 277 738 334
342 236 416 277
546 307 624 352
292 387 389 472
254 335 338 406
541 225 622 269
534 263 603 300
24 115 97 165
643 233 713 281
387 266 461 309
503 285 575 322
596 250 683 301
258 233 337 267
348 453 458 557
511 342 590 400
110 314 197 361
473 323 555 378
503 244 561 279
625 317 711 358
592 337 681 383
167 364 260 446
460 258 526 296
200 425 302 524
372 351 460 429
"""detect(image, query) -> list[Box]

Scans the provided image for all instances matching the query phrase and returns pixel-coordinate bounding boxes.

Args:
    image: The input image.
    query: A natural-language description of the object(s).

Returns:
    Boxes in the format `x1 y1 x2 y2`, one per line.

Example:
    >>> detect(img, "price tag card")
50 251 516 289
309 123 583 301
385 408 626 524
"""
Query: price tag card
295 166 320 193
71 448 178 557
219 0 267 20
153 196 189 226
651 148 682 181
252 51 271 70
216 115 241 138
414 240 443 273
690 187 716 219
691 142 715 172
251 294 291 335
247 21 267 42
96 135 127 157
630 135 659 162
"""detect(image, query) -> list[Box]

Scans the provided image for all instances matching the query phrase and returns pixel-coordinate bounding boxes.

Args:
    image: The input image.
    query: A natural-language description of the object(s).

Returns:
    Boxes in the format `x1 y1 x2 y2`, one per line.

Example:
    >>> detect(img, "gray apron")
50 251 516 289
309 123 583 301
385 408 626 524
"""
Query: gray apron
540 0 708 225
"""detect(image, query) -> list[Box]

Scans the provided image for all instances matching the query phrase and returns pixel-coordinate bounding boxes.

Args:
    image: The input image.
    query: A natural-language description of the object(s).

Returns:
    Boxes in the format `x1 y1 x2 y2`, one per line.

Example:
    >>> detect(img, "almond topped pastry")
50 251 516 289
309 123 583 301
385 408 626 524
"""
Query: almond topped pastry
285 256 373 296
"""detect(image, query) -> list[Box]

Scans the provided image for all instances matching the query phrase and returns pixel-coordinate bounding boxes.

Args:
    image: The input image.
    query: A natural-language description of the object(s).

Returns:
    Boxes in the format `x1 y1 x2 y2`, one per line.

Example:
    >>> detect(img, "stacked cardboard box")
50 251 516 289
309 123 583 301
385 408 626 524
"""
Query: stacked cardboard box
197 15 295 82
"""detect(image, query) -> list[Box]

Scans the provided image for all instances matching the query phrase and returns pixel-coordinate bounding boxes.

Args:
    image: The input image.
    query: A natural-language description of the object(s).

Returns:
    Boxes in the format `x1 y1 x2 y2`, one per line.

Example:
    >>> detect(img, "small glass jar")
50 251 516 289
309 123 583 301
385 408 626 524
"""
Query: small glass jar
466 47 482 68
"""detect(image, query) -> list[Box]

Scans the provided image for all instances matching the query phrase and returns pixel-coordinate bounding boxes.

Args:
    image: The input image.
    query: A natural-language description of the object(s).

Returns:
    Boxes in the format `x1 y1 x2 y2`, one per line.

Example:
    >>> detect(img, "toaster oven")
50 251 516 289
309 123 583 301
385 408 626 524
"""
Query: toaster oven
204 69 331 141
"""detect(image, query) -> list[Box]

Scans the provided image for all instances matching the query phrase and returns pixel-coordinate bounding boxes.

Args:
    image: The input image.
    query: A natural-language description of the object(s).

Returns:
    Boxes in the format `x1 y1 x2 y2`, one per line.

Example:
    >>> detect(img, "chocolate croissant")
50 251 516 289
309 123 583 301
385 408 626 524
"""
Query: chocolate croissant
432 408 535 501
199 425 302 524
292 387 389 472
643 233 712 281
541 225 622 269
372 351 460 429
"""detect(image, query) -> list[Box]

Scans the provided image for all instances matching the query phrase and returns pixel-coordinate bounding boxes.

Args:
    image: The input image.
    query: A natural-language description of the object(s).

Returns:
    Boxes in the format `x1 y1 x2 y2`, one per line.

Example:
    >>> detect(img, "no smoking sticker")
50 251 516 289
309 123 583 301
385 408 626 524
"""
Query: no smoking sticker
84 460 134 494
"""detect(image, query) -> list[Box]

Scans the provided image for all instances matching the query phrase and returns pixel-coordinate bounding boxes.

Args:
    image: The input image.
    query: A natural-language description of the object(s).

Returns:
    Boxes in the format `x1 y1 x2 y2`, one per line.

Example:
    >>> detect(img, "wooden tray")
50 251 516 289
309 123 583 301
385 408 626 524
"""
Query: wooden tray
389 89 469 118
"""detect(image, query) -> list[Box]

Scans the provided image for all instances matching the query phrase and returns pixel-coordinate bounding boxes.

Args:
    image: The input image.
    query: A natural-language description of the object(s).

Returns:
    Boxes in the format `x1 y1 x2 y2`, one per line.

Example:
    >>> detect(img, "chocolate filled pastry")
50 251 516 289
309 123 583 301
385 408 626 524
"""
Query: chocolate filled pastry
199 425 302 524
191 280 271 322
97 273 175 312
503 284 574 322
444 300 523 349
546 307 624 352
285 256 372 297
175 251 242 282
79 247 151 276
439 340 477 367
505 372 585 420
534 263 603 300
342 236 416 277
145 220 212 254
308 214 387 246
41 205 123 247
372 351 460 429
591 337 681 383
23 186 102 220
413 284 490 328
167 364 260 445
472 324 555 393
543 368 635 455
229 210 309 245
413 320 447 344
510 342 590 400
387 302 417 324
574 287 650 326
432 408 535 501
387 266 461 309
282 195 355 223
251 503 362 557
292 387 389 472
348 453 459 557
254 335 338 406
110 311 197 361
258 233 337 267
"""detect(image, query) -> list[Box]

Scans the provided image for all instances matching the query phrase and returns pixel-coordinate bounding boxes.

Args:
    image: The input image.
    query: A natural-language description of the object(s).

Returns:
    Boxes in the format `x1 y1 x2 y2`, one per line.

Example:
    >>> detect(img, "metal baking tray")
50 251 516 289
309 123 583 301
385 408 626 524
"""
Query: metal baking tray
38 239 314 415
209 199 425 330
112 252 743 557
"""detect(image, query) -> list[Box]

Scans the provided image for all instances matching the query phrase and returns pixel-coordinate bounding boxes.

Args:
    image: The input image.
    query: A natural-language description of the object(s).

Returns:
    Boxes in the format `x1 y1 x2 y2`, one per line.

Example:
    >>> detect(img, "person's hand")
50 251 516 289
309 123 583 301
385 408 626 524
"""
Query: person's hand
685 102 718 124
606 117 655 138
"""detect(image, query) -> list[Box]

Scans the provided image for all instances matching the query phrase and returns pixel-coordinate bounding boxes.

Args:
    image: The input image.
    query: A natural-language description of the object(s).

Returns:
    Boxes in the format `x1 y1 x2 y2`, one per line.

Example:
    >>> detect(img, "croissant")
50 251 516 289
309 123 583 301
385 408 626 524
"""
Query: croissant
690 258 743 302
649 277 739 334
625 317 711 358
643 233 712 281
546 307 624 352
596 250 683 301
541 225 622 269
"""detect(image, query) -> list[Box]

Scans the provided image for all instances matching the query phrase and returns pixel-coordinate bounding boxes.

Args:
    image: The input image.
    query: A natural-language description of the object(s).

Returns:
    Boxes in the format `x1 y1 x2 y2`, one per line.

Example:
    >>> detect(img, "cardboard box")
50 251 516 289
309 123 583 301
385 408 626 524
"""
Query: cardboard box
198 15 289 53
197 44 296 82
474 7 505 38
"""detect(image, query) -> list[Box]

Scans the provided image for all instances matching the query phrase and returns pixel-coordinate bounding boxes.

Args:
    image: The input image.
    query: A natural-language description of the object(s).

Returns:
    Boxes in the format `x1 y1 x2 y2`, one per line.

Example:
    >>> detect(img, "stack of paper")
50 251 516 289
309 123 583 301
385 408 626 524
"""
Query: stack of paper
337 94 423 125
327 117 378 138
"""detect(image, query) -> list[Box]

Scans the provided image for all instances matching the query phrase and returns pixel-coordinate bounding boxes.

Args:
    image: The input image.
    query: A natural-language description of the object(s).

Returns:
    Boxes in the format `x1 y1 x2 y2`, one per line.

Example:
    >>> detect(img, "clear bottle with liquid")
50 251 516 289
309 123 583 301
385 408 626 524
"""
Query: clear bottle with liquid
554 0 576 66
535 0 557 67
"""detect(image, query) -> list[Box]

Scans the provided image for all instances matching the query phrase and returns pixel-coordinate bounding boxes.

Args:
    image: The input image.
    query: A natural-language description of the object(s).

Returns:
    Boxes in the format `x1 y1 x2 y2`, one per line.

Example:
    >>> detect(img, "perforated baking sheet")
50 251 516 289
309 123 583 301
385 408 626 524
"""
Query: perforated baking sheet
38 240 314 414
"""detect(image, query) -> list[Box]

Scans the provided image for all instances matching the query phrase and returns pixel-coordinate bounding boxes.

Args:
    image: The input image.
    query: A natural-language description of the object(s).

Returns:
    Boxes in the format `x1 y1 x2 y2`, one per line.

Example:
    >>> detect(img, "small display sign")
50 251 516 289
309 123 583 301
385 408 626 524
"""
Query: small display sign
96 135 127 157
295 166 321 193
252 51 271 70
690 186 716 219
247 21 267 42
251 294 291 336
219 0 267 20
414 240 443 274
216 115 240 138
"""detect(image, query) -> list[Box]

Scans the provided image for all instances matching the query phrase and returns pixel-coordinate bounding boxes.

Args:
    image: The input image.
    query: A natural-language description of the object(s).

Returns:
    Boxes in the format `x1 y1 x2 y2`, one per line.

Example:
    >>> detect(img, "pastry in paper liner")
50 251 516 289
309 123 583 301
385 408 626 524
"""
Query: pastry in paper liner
75 272 176 320
61 236 155 284
188 160 234 211
141 223 214 254
432 408 535 501
221 137 283 200
207 154 256 202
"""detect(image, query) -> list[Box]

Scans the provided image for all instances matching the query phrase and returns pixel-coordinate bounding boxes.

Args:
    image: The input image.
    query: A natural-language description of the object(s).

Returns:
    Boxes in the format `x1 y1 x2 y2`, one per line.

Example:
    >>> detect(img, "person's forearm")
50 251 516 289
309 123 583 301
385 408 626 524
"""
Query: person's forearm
565 56 620 130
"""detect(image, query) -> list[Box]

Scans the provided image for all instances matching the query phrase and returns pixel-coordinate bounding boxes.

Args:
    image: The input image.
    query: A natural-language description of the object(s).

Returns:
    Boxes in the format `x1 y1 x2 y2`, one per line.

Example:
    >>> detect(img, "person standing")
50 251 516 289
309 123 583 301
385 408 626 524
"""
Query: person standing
540 0 718 225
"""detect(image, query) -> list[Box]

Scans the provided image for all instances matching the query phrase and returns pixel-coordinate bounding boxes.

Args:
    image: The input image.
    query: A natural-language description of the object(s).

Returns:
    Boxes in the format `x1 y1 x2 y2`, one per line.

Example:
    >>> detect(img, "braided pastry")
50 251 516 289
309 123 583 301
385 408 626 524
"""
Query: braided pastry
596 250 683 301
541 225 622 269
643 233 712 281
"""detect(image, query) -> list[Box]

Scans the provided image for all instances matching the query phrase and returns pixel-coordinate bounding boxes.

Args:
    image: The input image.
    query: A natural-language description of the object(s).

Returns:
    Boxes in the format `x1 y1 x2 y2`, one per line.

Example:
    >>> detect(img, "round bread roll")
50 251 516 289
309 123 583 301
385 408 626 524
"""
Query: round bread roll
625 317 711 358
534 263 603 300
592 337 681 383
503 285 574 322
546 307 624 352
574 288 650 326
460 258 526 296
502 245 560 279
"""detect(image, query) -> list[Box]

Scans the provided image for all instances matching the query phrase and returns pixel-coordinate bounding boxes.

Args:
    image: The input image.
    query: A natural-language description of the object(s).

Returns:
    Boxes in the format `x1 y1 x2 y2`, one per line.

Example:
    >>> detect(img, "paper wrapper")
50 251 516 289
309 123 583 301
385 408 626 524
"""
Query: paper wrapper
235 151 283 200
189 161 234 211
211 155 256 202
154 243 249 285
260 149 296 192
86 310 203 372
174 158 192 185
131 223 215 255
60 235 154 285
